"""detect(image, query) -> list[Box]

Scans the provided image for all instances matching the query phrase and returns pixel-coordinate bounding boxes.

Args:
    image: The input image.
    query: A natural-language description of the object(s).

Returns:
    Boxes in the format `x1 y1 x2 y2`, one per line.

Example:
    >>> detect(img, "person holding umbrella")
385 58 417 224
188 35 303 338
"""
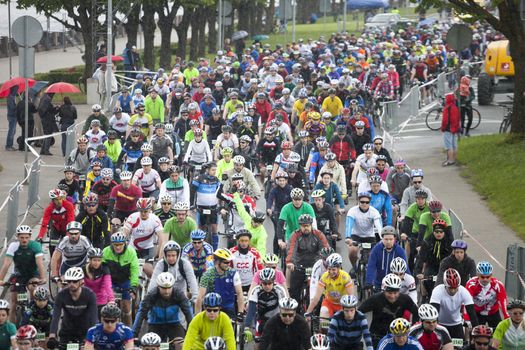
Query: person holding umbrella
15 92 37 151
37 92 58 156
58 97 78 157
5 86 18 151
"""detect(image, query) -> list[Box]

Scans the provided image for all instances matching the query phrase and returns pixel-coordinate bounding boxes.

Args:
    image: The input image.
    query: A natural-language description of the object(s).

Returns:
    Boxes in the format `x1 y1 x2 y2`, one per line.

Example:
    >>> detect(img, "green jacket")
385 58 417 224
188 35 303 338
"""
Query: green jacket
104 139 122 163
232 192 267 255
164 217 198 247
144 95 165 123
102 245 139 287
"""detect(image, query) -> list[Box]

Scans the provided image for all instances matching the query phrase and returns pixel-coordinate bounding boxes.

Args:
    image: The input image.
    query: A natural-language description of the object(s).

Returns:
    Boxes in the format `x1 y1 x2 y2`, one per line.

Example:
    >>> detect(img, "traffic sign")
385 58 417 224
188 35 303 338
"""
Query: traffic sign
12 16 43 47
446 24 473 51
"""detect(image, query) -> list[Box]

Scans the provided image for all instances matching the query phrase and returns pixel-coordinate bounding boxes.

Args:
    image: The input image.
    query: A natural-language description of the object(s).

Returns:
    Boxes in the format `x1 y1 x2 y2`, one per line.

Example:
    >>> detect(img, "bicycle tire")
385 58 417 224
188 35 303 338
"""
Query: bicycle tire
499 117 511 133
425 108 442 131
470 108 481 130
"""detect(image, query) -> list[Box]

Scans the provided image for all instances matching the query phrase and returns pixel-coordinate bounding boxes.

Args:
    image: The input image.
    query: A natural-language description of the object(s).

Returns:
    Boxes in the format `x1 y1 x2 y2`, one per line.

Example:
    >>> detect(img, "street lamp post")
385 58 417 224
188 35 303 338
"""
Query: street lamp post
106 0 113 112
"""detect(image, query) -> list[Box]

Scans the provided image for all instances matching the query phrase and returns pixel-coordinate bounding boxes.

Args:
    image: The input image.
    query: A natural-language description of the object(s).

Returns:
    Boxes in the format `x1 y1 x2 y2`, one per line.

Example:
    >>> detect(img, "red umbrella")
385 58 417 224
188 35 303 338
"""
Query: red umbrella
0 77 36 98
45 82 81 94
96 55 124 63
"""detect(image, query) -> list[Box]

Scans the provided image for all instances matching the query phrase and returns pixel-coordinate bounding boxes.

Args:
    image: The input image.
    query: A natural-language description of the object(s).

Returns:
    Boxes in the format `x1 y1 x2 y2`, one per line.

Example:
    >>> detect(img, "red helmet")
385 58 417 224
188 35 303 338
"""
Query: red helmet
432 219 447 228
16 325 38 340
428 200 443 212
281 141 293 150
471 325 493 338
444 268 461 288
136 198 153 211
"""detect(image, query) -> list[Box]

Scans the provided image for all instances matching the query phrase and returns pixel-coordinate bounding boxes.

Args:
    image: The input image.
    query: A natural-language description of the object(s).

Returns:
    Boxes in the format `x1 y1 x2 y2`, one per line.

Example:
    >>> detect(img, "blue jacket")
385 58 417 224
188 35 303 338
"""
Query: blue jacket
312 182 344 208
267 184 293 213
369 190 393 226
377 334 423 350
309 152 327 183
366 242 409 289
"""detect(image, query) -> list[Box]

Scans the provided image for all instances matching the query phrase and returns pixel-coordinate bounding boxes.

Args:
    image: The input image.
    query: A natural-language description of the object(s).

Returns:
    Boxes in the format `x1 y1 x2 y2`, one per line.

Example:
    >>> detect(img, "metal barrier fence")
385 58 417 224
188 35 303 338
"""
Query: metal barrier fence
65 121 87 158
505 244 525 299
381 85 420 134
448 209 464 240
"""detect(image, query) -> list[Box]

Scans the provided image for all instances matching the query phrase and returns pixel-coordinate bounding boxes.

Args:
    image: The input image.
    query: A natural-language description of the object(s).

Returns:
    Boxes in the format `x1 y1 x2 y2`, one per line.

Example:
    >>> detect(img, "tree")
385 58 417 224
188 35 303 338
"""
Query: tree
155 0 181 69
417 0 525 134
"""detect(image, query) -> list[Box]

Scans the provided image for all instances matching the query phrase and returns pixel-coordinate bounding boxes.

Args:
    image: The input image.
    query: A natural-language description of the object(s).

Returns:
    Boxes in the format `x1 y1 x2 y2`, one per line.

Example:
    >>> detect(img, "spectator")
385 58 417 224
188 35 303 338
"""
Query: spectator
58 97 78 157
15 93 37 151
441 93 460 166
5 86 18 151
38 92 58 156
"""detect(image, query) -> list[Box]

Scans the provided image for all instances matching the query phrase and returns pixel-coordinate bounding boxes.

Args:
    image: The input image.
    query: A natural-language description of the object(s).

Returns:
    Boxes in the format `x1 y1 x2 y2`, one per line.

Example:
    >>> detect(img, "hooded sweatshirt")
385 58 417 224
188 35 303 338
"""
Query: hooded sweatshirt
441 93 460 134
148 253 199 302
366 242 409 289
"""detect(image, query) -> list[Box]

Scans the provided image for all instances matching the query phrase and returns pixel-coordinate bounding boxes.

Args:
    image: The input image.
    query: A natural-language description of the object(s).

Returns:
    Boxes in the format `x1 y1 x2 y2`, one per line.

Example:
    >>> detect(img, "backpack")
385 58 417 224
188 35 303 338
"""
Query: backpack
163 259 187 281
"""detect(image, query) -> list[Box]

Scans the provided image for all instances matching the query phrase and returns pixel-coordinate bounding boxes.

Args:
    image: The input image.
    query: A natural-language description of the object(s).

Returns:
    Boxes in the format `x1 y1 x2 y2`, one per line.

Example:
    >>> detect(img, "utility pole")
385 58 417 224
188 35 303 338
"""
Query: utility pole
106 0 113 112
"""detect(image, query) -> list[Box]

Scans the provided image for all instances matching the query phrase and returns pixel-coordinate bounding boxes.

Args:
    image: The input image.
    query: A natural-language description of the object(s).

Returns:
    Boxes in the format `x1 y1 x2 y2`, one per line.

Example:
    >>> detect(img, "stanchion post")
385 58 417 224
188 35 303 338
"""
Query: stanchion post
5 181 20 242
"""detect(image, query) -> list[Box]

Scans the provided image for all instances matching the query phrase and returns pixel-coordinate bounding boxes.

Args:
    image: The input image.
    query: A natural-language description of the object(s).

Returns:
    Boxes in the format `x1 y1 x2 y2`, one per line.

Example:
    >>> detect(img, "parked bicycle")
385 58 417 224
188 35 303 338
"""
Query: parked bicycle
425 98 481 131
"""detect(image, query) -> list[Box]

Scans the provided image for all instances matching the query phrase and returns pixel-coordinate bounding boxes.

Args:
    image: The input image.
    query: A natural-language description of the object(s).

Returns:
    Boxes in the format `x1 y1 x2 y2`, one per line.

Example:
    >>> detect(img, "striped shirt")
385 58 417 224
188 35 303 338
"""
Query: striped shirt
327 310 374 350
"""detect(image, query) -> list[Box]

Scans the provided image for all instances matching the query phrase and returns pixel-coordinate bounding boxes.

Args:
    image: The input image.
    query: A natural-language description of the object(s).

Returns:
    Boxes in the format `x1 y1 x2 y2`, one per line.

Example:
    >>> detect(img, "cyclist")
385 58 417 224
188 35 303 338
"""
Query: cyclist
151 123 174 161
368 175 393 226
51 221 92 277
270 141 301 180
59 165 81 206
400 169 433 217
140 332 162 350
328 294 374 350
409 304 453 350
466 261 510 328
21 286 53 335
132 157 162 200
310 334 330 350
133 272 193 347
311 189 339 245
84 161 103 197
229 229 263 293
85 303 134 350
216 147 234 179
256 126 281 179
357 168 389 194
154 194 176 225
259 297 312 350
231 190 267 255
66 136 97 178
47 267 98 350
184 128 213 167
435 240 477 287
163 200 196 244
76 193 110 249
417 200 453 246
0 300 15 349
401 189 429 271
186 292 236 349
182 230 214 280
277 188 316 252
386 159 410 203
306 253 353 319
351 143 377 189
430 268 479 339
390 257 417 304
108 170 143 222
102 232 140 326
196 249 244 317
492 299 525 350
37 188 75 255
249 253 288 296
366 226 409 291
223 155 262 199
245 268 288 347
149 241 198 301
15 325 40 350
90 168 118 212
359 274 419 348
83 247 114 309
159 166 190 206
309 247 335 303
0 225 46 322
204 337 227 350
345 192 382 273
286 213 328 307
377 318 424 350
464 325 497 350
266 171 292 251
123 198 166 261
312 169 345 216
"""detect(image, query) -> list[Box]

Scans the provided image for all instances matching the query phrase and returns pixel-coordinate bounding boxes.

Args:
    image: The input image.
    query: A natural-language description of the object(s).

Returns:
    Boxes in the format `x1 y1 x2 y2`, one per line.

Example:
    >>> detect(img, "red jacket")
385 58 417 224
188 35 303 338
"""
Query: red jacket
466 276 510 318
38 200 76 238
441 94 460 134
330 134 356 162
254 100 272 123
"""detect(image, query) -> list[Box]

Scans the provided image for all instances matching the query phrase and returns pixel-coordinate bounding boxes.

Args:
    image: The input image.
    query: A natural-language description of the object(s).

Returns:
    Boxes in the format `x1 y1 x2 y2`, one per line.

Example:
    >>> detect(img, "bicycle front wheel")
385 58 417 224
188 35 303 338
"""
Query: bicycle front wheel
425 108 442 131
470 108 481 129
499 117 510 133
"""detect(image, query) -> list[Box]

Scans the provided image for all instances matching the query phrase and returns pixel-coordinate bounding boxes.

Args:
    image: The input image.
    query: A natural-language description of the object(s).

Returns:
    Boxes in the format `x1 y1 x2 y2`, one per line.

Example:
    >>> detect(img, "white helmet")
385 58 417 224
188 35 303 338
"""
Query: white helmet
279 297 298 310
119 171 133 180
0 300 9 310
174 201 190 211
418 304 439 321
390 257 408 274
382 273 402 291
92 104 102 112
66 221 82 232
204 336 226 350
141 156 153 166
233 155 245 165
156 272 175 288
16 225 32 235
326 253 343 268
141 143 153 152
290 188 304 199
159 195 172 204
310 334 330 350
101 168 113 179
63 267 84 281
340 294 358 308
141 332 161 346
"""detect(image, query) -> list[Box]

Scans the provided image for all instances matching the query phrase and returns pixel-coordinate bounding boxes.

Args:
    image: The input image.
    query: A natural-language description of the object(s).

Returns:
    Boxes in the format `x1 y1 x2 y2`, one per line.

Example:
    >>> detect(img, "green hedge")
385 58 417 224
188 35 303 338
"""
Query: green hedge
34 66 84 84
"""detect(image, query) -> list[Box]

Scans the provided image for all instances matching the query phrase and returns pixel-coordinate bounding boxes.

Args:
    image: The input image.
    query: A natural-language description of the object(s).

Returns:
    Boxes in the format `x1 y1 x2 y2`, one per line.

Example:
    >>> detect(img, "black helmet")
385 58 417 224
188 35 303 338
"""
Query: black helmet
100 302 121 319
298 214 314 225
253 211 266 223
235 229 252 240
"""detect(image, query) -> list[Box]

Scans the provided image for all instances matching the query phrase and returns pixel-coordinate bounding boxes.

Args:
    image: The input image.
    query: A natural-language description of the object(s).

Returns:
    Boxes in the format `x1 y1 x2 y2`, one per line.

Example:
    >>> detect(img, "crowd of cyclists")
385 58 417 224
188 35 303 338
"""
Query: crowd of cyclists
0 13 522 350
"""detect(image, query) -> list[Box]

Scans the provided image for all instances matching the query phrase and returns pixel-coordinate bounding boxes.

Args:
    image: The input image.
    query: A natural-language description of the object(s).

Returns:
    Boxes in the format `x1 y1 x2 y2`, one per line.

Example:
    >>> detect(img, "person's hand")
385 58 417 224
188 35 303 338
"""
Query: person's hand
304 312 312 322
278 240 286 250
244 328 254 343
345 238 353 246
286 263 295 272
266 209 272 216
47 337 59 349
338 208 345 215
416 246 421 253
0 281 5 287
417 274 424 280
220 208 228 216
400 233 408 241
351 180 357 187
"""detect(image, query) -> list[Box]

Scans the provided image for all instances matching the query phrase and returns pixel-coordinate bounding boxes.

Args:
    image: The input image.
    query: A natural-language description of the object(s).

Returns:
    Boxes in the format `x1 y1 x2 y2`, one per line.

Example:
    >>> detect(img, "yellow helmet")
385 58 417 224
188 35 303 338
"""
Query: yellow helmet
221 147 233 156
308 111 321 120
389 318 411 336
213 248 233 261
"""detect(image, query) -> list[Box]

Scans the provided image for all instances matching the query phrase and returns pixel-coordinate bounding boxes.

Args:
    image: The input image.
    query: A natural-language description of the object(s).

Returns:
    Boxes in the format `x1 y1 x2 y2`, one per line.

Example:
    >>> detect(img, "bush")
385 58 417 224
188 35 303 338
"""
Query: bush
34 66 84 84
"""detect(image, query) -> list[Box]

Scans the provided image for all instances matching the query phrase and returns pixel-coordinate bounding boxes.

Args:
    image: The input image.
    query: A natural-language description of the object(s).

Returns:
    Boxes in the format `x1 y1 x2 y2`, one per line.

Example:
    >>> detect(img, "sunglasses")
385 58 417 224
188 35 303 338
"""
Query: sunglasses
261 281 274 286
424 320 437 324
192 241 203 244
161 203 172 205
413 181 422 184
86 204 97 208
475 342 490 347
280 313 295 318
113 243 125 247
360 201 370 204
103 318 117 324
374 142 383 145
434 229 444 233
69 231 81 235
67 280 80 284
206 308 220 313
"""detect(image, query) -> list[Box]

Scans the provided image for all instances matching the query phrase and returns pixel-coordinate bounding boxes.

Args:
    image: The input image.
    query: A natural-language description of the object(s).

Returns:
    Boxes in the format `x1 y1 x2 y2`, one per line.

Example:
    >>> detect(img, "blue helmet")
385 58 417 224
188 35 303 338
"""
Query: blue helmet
203 292 222 308
411 169 424 178
476 261 493 276
190 229 207 241
357 192 372 199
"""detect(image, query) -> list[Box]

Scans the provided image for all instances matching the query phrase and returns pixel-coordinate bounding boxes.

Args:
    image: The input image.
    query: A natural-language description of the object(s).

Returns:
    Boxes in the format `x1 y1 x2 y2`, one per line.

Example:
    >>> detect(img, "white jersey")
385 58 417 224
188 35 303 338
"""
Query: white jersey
356 153 378 184
346 205 382 238
132 168 161 193
400 273 417 304
124 212 163 250
430 284 474 326
56 236 92 267
85 129 107 149
310 259 327 302
230 247 262 287
357 181 390 194
109 114 130 133
249 284 288 320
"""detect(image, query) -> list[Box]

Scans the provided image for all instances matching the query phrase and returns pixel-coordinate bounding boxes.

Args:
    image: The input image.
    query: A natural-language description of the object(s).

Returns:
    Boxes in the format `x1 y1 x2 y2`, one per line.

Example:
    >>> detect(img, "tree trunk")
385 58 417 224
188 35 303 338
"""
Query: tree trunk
255 4 264 32
197 6 207 58
141 5 156 69
81 28 95 82
265 0 275 32
237 2 250 31
175 8 193 60
189 9 200 61
157 3 178 69
207 6 217 53
124 5 141 45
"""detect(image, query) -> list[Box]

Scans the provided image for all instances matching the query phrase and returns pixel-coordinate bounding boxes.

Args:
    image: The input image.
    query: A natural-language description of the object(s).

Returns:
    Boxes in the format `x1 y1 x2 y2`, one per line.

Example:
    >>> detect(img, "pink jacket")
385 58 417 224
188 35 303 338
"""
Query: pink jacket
83 268 114 305
387 71 400 89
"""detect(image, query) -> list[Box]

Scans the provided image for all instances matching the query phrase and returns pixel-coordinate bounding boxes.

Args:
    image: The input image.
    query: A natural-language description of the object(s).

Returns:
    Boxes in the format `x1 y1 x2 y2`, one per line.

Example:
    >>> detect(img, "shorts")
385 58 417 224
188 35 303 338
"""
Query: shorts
8 275 36 293
112 280 132 301
443 131 458 150
135 247 156 260
321 298 342 316
148 323 185 341
197 206 218 225
350 235 377 244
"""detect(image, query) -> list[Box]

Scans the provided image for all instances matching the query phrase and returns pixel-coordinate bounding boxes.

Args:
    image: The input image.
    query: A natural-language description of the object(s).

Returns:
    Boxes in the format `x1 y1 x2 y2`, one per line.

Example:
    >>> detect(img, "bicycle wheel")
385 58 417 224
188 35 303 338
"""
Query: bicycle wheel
499 117 511 133
470 108 481 130
425 108 442 131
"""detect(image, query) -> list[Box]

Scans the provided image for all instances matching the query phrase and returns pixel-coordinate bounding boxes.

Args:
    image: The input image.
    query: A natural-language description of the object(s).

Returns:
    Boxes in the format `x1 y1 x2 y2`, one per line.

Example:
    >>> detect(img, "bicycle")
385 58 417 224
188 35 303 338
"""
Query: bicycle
309 315 331 335
232 311 247 350
498 103 512 133
425 100 481 131
297 265 313 314
352 241 375 301
2 280 41 325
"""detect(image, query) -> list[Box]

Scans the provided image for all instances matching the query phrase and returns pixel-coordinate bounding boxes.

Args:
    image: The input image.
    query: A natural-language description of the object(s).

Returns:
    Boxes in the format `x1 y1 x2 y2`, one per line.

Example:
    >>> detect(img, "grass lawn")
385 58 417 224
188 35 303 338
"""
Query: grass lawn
458 134 525 240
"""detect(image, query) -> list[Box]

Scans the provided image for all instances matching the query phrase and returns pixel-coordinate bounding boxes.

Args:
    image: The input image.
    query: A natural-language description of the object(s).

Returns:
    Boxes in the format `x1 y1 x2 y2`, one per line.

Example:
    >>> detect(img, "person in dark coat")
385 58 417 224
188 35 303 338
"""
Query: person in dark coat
38 92 58 156
58 97 78 156
16 93 37 151
5 86 18 151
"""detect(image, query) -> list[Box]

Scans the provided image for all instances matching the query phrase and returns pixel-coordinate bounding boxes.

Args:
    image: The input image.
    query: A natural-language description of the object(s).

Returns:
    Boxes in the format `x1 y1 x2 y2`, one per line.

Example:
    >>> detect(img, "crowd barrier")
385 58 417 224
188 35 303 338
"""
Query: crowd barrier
505 245 525 300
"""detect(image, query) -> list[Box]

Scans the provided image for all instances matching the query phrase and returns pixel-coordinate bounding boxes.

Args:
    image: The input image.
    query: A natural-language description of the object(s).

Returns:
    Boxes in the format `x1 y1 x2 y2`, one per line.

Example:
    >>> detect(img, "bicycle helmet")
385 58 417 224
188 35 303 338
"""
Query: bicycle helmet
136 198 153 211
362 143 373 151
308 111 321 120
221 125 233 133
242 116 253 124
264 127 276 135
64 165 76 173
476 261 493 276
286 163 298 173
174 201 190 211
298 130 309 138
390 257 408 274
326 253 343 268
0 300 9 310
110 232 127 244
203 292 222 307
414 189 428 199
253 211 266 223
190 229 207 241
204 336 226 350
49 188 64 199
189 119 200 126
100 302 121 319
235 180 246 192
90 119 101 127
165 124 174 134
418 304 439 320
382 273 402 291
163 241 181 256
281 141 293 150
213 248 233 261
428 200 443 212
320 247 335 259
507 299 525 310
158 157 170 165
318 141 329 150
358 192 372 199
63 267 84 281
315 136 327 144
233 155 245 164
92 104 102 112
77 136 88 144
96 144 107 152
390 318 411 335
381 225 396 237
298 214 314 225
66 221 82 232
319 169 333 178
231 173 244 181
451 239 468 250
340 294 359 308
290 188 304 199
141 332 162 346
262 253 279 265
16 325 37 340
88 247 103 259
311 189 326 198
221 147 233 156
471 325 493 338
432 219 447 230
259 268 276 281
366 168 379 177
101 168 113 179
411 169 424 178
159 194 173 204
355 121 365 128
310 334 330 350
235 229 252 240
141 143 153 152
141 157 153 166
16 225 32 235
368 175 382 184
156 272 176 288
376 155 388 163
279 297 298 310
324 152 336 161
443 268 461 288
120 170 133 180
33 286 50 301
322 111 332 120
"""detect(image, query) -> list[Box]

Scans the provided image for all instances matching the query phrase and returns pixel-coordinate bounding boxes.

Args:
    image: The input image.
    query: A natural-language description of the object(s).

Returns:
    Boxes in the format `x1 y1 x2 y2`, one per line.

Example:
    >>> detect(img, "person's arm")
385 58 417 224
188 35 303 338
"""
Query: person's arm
35 254 47 283
361 315 374 350
49 293 63 336
235 280 245 312
183 260 199 303
132 294 152 335
345 214 355 239
194 286 207 313
306 283 325 314
497 281 510 319
0 256 12 283
222 313 236 350
384 194 393 226
50 249 62 278
465 303 479 326
177 289 194 323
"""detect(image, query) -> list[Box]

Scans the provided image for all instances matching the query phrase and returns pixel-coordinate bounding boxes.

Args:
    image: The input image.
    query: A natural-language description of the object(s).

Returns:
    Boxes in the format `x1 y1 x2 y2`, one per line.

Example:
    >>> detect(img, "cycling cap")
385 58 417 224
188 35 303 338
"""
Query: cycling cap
310 334 330 350
63 267 84 281
203 292 222 307
190 230 207 241
390 318 411 335
418 304 439 320
279 297 298 310
326 253 343 268
260 268 276 281
290 188 304 199
311 189 326 198
141 332 162 346
298 214 314 225
451 239 467 250
476 261 493 276
390 257 408 274
444 268 461 288
382 273 402 291
340 294 359 308
101 302 121 319
156 272 176 288
205 336 226 350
